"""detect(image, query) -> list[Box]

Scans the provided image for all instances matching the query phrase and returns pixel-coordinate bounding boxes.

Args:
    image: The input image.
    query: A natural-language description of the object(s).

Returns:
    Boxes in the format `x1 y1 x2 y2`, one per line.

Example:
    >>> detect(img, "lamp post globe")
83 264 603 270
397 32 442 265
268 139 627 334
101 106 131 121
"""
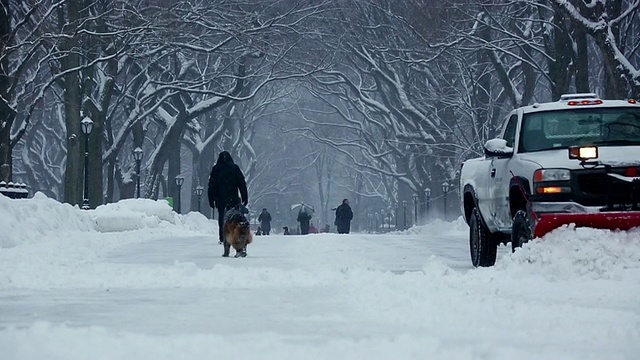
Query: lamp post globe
133 147 143 198
175 176 184 214
81 116 94 135
195 185 204 213
81 115 94 210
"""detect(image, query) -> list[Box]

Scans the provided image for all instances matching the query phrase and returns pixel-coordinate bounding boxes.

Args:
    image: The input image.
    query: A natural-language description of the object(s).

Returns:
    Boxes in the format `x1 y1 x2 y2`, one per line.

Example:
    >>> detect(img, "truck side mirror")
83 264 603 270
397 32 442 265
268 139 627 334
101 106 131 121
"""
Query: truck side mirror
483 138 514 158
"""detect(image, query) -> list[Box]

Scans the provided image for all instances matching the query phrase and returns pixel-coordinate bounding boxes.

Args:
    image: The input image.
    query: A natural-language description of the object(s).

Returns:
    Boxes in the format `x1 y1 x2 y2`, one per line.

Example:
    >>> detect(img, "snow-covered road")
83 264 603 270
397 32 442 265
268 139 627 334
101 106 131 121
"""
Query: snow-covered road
1 196 639 359
2 231 472 336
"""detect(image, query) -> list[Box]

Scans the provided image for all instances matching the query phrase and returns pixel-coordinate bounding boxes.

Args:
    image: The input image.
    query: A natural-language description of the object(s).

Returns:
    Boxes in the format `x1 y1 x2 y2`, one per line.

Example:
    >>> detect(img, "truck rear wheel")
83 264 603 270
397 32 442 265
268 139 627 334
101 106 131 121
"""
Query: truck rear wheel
511 210 533 252
469 207 497 267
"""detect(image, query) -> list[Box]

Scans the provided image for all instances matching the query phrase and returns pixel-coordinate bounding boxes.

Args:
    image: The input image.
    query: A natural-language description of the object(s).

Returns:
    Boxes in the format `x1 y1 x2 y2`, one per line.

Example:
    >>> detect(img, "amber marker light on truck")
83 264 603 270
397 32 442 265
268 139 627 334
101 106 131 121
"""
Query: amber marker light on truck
537 186 569 194
569 146 598 161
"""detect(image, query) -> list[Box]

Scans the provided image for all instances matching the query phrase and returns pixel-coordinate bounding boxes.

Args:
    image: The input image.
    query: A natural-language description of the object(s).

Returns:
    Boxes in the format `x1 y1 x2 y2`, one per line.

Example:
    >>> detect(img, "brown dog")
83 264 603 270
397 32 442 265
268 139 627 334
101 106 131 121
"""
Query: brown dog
223 208 253 257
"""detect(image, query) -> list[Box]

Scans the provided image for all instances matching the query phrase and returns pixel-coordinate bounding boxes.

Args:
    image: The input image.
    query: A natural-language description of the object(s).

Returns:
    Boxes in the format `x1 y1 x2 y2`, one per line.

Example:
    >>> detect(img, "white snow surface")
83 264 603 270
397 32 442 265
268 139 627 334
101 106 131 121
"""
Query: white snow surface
1 193 639 359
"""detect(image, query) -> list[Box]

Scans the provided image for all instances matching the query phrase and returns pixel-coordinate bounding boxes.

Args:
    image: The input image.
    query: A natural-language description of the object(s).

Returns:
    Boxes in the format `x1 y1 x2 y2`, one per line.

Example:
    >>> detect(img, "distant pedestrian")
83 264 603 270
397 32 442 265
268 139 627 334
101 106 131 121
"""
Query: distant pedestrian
297 208 312 235
258 208 272 235
335 199 353 234
283 226 290 235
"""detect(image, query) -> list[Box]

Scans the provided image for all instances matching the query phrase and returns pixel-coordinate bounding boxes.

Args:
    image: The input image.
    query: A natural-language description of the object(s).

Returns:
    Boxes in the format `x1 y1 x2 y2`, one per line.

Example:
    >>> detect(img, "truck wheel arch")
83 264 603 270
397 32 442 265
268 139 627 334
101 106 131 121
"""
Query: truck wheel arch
463 185 478 224
509 177 531 218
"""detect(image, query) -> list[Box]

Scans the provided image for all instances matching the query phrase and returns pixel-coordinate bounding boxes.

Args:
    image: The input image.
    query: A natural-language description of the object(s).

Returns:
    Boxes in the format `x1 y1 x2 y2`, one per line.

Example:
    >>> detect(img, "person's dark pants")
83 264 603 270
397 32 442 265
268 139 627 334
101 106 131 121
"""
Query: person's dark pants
217 206 233 256
337 221 351 234
300 221 310 235
217 207 226 243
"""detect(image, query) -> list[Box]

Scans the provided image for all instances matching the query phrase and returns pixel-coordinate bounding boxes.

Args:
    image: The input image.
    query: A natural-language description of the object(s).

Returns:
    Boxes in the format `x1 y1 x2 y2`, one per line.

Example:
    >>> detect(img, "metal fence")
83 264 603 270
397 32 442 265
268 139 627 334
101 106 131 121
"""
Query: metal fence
0 181 29 199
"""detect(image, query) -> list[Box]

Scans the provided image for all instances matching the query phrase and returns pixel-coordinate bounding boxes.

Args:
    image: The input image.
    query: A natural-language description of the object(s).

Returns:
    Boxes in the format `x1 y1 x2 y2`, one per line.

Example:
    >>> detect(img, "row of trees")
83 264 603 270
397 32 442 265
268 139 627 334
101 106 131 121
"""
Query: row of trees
1 0 638 227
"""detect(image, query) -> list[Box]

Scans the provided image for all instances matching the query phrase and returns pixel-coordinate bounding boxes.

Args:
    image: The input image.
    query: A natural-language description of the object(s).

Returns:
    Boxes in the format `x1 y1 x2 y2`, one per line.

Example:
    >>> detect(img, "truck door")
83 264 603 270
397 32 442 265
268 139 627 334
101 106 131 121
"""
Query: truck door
491 114 519 229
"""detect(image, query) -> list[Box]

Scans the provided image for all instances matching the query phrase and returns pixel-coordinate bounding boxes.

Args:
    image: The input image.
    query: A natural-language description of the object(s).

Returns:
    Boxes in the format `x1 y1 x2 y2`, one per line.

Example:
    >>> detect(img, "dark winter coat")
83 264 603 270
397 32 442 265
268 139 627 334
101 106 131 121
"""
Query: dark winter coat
207 151 248 211
297 210 312 235
335 202 353 234
258 210 272 232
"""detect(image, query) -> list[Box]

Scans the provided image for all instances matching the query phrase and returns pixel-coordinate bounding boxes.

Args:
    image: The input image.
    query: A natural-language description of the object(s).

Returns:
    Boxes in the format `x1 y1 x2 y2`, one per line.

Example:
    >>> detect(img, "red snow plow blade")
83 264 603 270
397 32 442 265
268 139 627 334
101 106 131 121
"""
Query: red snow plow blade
533 211 640 238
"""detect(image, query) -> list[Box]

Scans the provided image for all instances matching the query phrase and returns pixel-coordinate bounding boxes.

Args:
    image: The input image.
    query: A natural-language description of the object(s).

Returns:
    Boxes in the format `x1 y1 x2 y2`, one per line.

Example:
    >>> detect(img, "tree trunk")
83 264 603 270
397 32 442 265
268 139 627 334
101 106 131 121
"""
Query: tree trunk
58 2 84 206
144 109 188 200
167 143 181 208
549 4 574 101
476 20 492 140
573 25 590 93
595 32 629 99
0 0 13 182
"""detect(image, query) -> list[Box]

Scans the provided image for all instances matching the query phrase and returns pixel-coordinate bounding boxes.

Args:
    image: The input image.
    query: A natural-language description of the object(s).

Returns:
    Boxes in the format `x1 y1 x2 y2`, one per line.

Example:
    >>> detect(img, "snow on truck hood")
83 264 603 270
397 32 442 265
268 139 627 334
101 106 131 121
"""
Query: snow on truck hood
518 146 640 169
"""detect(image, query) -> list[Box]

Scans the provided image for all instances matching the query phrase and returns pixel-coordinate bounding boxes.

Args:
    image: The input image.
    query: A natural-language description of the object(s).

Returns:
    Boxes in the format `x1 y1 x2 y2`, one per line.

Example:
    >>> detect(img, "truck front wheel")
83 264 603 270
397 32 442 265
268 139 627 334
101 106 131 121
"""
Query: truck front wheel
511 210 533 252
469 207 497 267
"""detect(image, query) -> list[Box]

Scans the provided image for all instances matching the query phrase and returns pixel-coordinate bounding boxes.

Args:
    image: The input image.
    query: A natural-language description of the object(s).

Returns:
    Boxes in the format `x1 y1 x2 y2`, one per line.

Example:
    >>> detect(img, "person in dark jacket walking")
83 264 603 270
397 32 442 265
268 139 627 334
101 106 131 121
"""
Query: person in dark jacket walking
297 208 312 235
258 208 272 235
335 199 354 234
208 151 248 256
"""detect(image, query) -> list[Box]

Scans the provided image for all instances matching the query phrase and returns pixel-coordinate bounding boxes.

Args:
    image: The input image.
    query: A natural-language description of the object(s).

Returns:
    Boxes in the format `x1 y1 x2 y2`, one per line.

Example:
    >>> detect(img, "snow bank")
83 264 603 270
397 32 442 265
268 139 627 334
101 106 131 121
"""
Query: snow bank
500 225 640 281
406 216 468 236
0 192 94 247
1 193 216 249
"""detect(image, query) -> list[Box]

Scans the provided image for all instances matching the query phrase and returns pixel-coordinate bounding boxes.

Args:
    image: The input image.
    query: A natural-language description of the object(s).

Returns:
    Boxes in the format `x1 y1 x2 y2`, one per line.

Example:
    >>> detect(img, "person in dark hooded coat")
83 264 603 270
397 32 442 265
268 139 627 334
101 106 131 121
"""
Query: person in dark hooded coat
207 151 248 256
258 208 272 235
297 208 312 235
335 199 353 234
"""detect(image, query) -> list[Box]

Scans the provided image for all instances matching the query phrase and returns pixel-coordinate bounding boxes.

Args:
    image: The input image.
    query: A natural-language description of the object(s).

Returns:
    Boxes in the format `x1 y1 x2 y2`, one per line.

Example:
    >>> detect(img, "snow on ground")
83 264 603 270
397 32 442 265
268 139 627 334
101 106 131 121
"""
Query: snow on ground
1 193 639 360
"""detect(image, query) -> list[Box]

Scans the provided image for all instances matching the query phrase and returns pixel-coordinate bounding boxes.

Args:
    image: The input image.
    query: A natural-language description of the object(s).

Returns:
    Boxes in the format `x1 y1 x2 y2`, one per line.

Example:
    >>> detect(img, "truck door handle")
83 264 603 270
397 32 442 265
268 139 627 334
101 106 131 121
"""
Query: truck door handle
490 168 496 178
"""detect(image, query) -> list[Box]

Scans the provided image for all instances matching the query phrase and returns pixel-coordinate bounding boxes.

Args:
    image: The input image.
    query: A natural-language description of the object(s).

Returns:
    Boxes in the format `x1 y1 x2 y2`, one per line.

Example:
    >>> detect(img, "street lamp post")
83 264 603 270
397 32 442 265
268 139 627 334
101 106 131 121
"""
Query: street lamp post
381 208 386 231
402 200 408 230
175 176 184 214
441 181 450 219
395 204 398 229
133 147 143 198
195 185 204 213
424 188 431 219
412 193 419 225
81 115 94 210
374 212 378 233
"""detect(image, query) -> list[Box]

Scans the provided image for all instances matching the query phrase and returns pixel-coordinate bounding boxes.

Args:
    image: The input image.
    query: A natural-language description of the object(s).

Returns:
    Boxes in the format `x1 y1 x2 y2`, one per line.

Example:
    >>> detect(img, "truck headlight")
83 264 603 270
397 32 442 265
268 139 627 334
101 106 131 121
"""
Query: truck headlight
533 168 571 194
533 169 571 182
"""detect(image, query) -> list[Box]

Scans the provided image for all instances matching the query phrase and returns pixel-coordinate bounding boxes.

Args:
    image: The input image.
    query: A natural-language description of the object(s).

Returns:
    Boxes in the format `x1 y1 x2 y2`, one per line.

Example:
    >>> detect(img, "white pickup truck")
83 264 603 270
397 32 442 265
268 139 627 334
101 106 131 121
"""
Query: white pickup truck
459 93 640 267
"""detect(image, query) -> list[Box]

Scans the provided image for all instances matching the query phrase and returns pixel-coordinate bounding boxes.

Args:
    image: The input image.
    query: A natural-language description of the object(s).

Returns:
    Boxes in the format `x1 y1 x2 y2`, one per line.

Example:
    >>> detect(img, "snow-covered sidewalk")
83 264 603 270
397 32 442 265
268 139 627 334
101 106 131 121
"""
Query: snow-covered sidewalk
1 194 639 359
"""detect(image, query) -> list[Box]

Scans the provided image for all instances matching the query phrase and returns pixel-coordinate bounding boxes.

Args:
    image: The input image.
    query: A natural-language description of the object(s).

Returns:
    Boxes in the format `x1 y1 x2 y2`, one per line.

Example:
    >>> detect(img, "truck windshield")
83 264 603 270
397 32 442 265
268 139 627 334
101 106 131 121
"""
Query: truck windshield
519 107 640 152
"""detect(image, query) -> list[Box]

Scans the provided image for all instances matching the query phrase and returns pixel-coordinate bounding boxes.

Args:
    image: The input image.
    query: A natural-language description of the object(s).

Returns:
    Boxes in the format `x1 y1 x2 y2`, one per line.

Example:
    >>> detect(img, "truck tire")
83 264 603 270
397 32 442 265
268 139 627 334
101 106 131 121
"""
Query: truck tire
511 210 533 252
469 207 497 267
